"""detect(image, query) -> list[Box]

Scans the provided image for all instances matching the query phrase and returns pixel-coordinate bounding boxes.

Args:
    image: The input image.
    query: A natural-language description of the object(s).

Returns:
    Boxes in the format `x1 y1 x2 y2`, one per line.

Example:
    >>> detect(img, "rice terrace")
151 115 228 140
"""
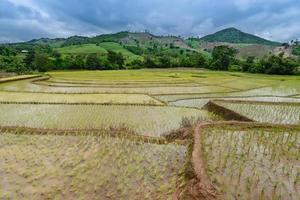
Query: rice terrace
0 69 299 199
1 0 300 199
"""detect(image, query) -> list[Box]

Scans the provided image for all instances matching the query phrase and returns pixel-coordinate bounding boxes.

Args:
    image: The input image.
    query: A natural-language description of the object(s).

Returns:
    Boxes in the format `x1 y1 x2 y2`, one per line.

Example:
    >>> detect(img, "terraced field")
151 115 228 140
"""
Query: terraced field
201 124 300 200
1 69 300 200
214 100 300 124
0 131 186 199
0 104 219 137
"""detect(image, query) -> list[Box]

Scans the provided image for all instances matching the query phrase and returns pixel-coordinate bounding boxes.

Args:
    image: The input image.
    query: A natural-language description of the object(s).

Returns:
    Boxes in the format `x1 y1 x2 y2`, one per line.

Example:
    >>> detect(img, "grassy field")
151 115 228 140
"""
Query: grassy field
57 44 107 54
1 69 300 199
56 42 141 60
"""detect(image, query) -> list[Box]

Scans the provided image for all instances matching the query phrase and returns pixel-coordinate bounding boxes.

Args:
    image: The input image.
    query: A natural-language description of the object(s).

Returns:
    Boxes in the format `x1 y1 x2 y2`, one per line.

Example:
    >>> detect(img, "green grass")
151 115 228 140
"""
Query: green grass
0 131 186 199
56 42 141 60
202 126 300 200
57 44 107 54
0 104 220 137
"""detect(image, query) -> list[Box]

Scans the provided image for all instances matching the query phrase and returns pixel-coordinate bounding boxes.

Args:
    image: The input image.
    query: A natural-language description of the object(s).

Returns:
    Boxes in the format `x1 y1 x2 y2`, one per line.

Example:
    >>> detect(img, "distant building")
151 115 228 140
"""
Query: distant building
21 50 29 53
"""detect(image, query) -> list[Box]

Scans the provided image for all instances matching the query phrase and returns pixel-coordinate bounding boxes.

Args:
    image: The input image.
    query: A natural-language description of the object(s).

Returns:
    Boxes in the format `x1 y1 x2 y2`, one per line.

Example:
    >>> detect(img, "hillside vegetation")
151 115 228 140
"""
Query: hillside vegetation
200 27 281 46
1 28 299 75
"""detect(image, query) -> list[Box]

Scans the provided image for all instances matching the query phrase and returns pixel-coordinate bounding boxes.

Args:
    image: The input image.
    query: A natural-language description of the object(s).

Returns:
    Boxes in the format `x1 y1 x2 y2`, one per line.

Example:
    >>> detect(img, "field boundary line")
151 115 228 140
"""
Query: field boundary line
203 101 254 121
175 123 225 200
0 126 176 145
177 121 300 200
0 101 167 106
0 75 42 83
194 121 300 130
212 99 300 106
166 95 299 103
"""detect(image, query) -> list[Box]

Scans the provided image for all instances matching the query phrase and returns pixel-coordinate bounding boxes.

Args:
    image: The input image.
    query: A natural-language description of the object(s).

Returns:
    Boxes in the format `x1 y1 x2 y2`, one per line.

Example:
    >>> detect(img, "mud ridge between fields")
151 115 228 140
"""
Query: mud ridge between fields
203 101 254 121
0 75 41 83
212 99 300 106
175 121 300 200
0 126 173 145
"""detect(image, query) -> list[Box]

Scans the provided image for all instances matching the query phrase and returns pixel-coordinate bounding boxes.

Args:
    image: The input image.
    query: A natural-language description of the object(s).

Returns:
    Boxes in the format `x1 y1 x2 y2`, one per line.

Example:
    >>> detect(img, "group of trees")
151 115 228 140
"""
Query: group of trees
139 52 207 69
0 48 125 73
209 45 299 75
0 43 299 75
53 50 125 71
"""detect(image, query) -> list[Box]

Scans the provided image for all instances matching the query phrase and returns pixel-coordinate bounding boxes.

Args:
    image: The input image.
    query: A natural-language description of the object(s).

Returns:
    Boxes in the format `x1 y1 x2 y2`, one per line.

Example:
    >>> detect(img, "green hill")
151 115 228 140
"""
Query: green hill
56 42 141 61
4 29 287 60
200 28 281 46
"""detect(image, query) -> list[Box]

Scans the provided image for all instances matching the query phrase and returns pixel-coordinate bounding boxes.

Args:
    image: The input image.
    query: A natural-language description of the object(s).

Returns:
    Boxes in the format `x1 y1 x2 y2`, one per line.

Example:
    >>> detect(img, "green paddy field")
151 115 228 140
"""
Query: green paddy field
0 69 299 200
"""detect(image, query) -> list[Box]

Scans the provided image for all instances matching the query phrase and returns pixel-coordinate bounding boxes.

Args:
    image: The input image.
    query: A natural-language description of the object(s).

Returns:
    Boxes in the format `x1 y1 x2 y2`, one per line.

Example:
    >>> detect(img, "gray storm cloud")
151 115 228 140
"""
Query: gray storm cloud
1 0 299 42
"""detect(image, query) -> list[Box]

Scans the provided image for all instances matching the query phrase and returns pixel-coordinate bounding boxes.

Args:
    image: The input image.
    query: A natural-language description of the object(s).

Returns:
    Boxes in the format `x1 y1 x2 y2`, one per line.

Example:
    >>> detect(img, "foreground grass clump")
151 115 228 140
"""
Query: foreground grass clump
0 131 186 199
201 126 300 200
215 100 300 124
0 104 220 137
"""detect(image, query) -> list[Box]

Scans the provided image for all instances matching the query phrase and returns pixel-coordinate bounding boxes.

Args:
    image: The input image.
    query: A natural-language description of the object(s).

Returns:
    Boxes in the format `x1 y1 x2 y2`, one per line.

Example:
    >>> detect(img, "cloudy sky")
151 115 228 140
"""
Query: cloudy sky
1 0 299 43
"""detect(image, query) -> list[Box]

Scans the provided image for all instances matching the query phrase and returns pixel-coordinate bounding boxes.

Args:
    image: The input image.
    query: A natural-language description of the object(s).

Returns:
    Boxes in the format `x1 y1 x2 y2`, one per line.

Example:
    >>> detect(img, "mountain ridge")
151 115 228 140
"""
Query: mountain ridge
8 28 281 48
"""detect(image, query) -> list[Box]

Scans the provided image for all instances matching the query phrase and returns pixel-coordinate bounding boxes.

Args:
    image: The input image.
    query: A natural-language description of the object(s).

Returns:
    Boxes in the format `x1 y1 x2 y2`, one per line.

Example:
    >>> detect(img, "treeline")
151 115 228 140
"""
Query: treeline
209 46 300 75
0 44 299 75
0 46 126 73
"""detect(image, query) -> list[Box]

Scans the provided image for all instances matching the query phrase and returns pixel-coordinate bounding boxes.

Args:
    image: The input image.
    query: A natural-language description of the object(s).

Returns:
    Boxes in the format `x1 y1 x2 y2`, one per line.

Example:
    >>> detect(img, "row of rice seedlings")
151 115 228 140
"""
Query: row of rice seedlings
0 91 163 105
219 96 300 103
168 97 300 110
0 131 186 199
155 90 300 103
154 94 229 102
0 78 234 95
215 101 300 124
230 86 300 97
214 79 272 90
48 70 212 82
155 82 300 103
40 79 201 87
201 127 300 200
0 104 220 137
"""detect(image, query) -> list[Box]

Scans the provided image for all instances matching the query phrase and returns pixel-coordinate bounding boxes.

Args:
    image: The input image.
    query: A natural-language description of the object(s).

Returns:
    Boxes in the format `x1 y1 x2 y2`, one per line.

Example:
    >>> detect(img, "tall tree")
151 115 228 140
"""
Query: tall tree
33 53 52 72
86 54 101 70
107 50 125 69
24 49 35 69
211 45 237 70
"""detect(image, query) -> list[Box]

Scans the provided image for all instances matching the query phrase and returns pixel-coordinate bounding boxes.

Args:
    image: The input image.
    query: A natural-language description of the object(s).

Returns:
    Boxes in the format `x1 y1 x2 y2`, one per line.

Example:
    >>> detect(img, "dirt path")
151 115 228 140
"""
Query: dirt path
190 123 224 200
174 123 224 200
